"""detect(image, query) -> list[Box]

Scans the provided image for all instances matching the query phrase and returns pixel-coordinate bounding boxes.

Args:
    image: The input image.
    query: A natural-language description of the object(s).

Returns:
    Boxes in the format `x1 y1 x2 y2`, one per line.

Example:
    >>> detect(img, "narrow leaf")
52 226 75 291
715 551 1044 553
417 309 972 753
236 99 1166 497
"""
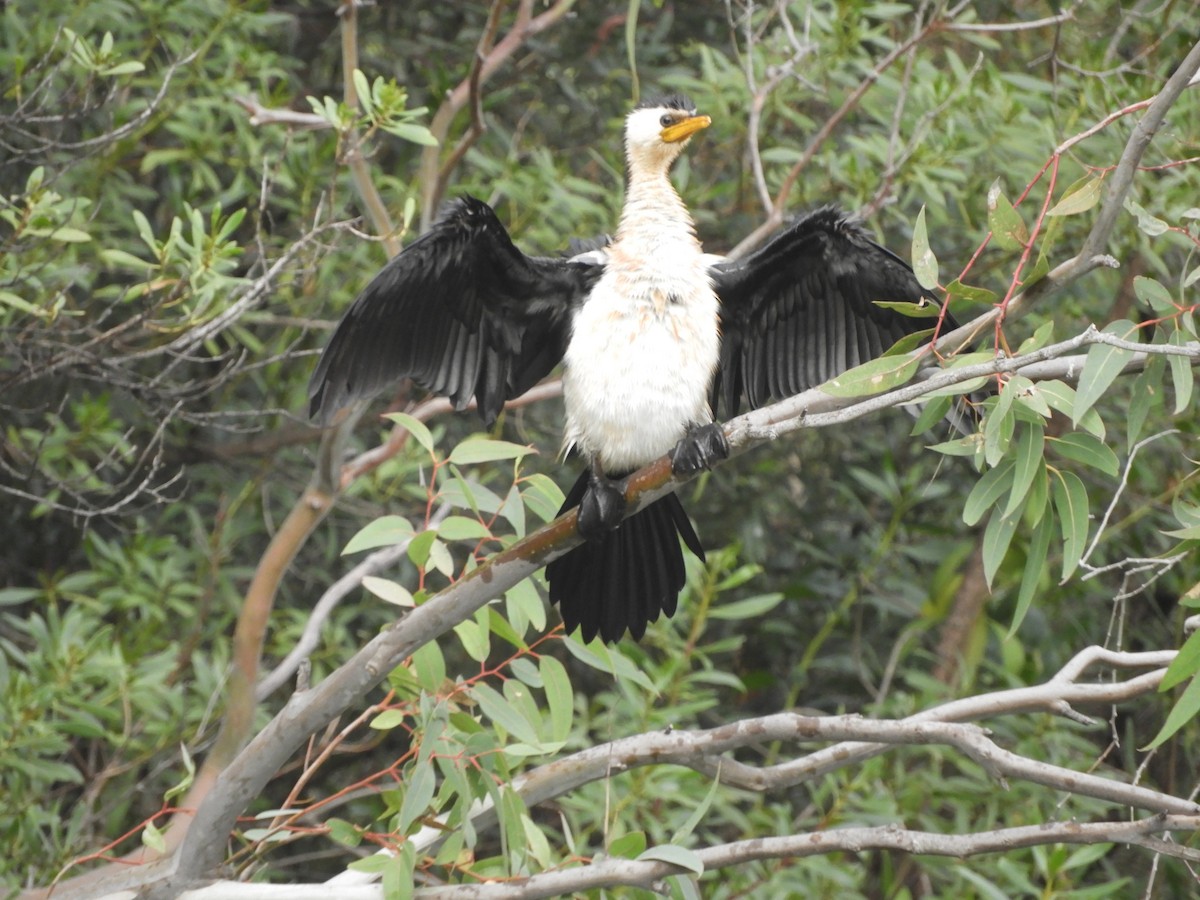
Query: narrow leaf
448 438 535 465
361 576 414 608
396 760 437 834
963 459 1016 527
944 279 998 306
344 515 415 554
438 516 493 541
821 354 919 398
982 507 1020 587
1074 320 1140 425
638 844 705 875
1051 470 1089 580
1142 675 1200 750
1048 432 1120 478
1046 176 1102 217
1133 276 1176 317
382 412 436 454
911 206 939 289
1010 511 1053 637
470 682 543 746
540 655 574 743
1004 422 1044 517
1160 629 1200 692
987 181 1029 250
1168 329 1194 414
609 831 648 859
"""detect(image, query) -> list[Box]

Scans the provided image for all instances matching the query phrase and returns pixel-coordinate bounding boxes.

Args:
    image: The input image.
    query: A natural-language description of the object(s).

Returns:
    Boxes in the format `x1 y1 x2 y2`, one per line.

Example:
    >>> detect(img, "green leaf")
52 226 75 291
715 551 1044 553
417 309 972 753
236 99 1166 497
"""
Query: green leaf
409 640 446 693
911 206 939 289
1015 321 1055 356
1161 629 1200 692
882 327 937 358
929 433 984 459
609 831 648 859
426 537 454 576
708 592 784 620
1133 276 1176 317
539 655 574 743
1046 175 1102 217
382 412 435 454
1143 675 1200 750
100 60 146 76
1127 355 1163 449
326 817 362 847
0 290 45 316
1167 330 1194 414
407 529 437 569
821 353 920 398
438 516 493 541
521 473 565 522
362 576 414 608
873 301 940 318
486 607 527 651
506 577 546 634
344 515 415 554
384 121 439 146
348 853 393 874
963 460 1015 526
1004 422 1044 517
142 820 166 854
639 844 704 875
1124 198 1169 236
1074 320 1140 426
1010 511 1053 637
352 68 373 116
671 765 723 844
370 709 406 730
1051 470 1089 581
1047 432 1120 478
910 394 953 435
987 181 1029 250
453 614 490 662
448 438 535 465
396 759 437 834
563 636 657 691
944 279 998 306
1036 381 1105 439
982 508 1020 587
470 682 543 746
983 385 1016 467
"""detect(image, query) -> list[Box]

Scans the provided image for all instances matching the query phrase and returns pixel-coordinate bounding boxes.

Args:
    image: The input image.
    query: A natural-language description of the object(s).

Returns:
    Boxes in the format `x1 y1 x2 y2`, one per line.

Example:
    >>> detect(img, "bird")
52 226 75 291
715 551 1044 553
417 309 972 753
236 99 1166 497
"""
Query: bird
308 94 956 643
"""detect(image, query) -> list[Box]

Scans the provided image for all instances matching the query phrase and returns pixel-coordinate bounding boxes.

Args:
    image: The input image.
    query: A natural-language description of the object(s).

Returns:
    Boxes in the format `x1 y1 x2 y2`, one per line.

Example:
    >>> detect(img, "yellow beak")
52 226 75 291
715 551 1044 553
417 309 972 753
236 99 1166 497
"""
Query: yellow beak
661 114 712 144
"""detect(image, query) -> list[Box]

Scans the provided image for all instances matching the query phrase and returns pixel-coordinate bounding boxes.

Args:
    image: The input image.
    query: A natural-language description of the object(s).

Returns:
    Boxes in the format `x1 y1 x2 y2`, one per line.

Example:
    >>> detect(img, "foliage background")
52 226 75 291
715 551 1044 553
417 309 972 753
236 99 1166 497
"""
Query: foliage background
1 1 1198 897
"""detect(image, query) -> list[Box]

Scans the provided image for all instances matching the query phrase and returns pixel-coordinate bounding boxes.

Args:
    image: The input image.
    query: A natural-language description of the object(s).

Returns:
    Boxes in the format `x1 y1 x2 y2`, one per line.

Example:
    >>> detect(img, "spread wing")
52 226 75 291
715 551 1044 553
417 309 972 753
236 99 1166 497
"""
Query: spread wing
711 206 951 417
309 195 601 426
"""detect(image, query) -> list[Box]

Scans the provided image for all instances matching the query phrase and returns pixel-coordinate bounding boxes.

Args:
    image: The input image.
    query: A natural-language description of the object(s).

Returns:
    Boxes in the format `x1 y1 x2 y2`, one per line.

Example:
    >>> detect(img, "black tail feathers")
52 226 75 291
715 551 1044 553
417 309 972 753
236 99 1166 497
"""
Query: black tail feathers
546 470 704 643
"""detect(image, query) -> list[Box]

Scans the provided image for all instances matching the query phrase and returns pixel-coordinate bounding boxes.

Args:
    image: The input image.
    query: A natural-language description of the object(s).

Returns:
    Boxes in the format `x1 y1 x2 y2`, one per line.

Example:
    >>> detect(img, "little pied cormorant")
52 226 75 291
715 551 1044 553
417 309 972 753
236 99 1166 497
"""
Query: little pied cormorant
309 94 953 643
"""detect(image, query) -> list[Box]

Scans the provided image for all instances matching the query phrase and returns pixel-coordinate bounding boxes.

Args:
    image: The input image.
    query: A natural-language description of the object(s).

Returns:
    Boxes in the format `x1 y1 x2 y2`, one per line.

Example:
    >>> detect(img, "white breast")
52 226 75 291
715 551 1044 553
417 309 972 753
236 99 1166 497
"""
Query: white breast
561 240 720 473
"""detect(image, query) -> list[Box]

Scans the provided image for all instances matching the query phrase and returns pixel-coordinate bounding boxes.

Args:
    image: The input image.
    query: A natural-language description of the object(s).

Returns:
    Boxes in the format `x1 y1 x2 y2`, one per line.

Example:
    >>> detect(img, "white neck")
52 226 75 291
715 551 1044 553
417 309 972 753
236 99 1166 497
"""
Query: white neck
615 160 698 251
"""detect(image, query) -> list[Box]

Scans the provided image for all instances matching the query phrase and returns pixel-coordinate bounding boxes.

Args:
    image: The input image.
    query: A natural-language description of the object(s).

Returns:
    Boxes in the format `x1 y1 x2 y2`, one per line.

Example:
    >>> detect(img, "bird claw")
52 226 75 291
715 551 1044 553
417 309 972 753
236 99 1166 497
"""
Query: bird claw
577 472 626 539
670 423 730 475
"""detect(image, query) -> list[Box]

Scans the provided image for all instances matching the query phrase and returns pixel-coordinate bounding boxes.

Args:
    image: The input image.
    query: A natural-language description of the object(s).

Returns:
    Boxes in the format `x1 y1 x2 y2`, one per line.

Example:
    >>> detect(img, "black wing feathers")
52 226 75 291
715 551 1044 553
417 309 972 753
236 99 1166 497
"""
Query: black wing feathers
308 196 598 425
712 206 946 416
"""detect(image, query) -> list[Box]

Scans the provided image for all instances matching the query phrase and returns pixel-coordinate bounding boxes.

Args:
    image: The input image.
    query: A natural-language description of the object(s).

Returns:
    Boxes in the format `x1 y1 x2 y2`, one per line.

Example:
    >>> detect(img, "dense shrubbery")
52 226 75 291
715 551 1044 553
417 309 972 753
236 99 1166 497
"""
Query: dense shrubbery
2 2 1198 897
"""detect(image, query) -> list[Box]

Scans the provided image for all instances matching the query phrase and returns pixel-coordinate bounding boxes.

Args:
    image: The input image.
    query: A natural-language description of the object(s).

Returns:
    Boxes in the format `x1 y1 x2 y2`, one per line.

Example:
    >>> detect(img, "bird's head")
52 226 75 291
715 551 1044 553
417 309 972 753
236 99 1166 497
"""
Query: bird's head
624 94 711 174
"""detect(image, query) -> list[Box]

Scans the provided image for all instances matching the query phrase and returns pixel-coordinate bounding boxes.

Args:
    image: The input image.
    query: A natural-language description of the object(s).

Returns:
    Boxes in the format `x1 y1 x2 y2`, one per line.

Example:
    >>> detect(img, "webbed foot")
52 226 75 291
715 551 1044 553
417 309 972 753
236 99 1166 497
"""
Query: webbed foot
577 471 626 540
670 423 730 475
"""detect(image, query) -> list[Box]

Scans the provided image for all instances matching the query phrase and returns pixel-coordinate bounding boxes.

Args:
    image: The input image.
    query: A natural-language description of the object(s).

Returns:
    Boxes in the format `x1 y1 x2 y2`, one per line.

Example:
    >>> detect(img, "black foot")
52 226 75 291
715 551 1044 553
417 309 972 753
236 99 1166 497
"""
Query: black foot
577 472 626 540
670 423 730 475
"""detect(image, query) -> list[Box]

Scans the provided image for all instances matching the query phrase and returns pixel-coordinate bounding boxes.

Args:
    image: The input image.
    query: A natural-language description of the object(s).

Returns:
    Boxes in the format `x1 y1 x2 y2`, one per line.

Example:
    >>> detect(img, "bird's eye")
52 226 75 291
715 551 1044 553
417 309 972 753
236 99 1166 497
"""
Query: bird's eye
659 114 674 127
